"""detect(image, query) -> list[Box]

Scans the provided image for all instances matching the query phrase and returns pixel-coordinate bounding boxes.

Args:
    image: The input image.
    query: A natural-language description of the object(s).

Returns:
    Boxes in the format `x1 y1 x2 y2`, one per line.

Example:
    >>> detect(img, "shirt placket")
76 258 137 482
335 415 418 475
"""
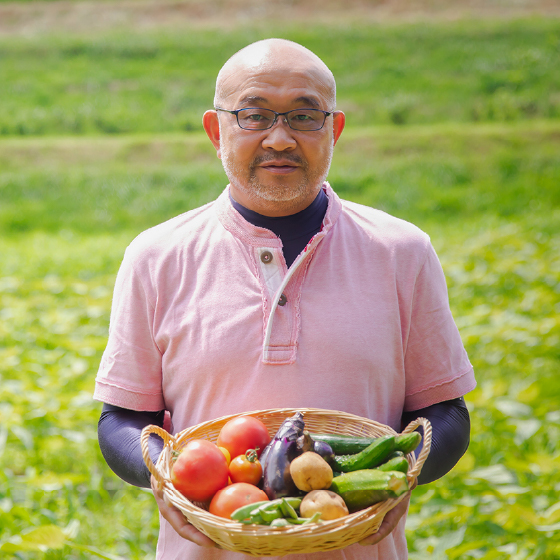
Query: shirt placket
255 246 294 364
256 234 324 365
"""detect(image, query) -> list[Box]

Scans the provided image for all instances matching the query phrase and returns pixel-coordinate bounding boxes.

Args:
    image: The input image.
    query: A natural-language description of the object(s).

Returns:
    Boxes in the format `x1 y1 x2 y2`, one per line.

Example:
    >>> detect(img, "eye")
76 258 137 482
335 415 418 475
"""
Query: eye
290 109 323 122
238 108 274 126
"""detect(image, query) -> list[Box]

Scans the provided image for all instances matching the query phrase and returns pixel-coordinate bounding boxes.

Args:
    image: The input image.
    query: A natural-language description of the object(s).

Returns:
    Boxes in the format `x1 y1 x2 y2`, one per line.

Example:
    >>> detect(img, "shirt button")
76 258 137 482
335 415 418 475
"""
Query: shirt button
278 293 288 306
261 251 273 264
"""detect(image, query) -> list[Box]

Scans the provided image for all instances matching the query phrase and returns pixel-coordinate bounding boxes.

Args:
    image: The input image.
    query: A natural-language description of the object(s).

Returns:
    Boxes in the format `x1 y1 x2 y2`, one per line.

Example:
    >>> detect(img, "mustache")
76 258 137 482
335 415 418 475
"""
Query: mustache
251 153 306 167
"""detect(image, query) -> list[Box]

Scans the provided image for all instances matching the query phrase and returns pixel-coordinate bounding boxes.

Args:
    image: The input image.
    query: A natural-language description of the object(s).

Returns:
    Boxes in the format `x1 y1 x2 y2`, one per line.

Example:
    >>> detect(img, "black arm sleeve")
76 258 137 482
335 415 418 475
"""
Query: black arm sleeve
97 403 166 489
401 396 470 485
98 397 470 488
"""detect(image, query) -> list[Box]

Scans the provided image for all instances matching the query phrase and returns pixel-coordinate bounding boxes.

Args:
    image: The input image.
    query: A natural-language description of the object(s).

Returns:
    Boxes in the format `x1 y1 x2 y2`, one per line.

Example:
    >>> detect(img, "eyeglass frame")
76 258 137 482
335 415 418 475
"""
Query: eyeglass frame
214 106 334 131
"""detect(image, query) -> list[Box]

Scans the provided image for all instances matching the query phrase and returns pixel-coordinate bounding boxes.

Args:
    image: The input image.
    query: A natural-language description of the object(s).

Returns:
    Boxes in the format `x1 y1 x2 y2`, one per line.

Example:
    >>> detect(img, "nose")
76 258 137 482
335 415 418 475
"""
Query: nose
261 117 297 152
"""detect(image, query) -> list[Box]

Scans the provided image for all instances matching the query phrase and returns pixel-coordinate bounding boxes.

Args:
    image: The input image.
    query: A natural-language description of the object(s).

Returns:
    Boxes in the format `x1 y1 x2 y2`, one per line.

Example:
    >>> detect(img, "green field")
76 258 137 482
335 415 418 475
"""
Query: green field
1 7 559 559
1 18 560 135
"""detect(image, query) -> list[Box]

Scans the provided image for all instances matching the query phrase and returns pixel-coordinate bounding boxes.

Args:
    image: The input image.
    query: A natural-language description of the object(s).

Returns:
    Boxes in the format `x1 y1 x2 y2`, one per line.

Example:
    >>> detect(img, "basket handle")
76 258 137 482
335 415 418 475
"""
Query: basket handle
401 416 432 484
140 424 176 486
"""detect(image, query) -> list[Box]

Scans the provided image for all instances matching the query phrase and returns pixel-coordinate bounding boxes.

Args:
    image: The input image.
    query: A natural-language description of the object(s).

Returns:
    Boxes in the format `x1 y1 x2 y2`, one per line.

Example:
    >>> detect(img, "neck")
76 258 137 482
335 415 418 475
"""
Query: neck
228 186 323 217
230 188 329 267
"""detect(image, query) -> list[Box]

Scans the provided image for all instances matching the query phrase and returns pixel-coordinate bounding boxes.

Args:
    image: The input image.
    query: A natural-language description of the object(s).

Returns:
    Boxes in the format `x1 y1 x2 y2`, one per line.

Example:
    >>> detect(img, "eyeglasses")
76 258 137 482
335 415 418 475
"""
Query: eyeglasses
215 107 333 131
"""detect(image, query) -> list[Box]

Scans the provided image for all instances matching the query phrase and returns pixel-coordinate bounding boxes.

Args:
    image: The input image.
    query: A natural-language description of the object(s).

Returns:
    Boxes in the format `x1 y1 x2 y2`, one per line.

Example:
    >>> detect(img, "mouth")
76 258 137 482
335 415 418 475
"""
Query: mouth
258 160 300 174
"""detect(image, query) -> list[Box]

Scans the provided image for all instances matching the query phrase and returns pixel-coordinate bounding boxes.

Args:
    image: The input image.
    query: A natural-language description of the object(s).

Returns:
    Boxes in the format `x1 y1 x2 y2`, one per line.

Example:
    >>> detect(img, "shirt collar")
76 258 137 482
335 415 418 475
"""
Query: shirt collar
215 182 342 247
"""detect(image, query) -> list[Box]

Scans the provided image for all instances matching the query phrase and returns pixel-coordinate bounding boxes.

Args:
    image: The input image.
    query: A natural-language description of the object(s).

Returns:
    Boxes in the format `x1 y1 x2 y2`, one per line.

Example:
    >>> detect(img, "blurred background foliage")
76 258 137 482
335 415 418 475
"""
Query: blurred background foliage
1 18 560 135
0 1 559 558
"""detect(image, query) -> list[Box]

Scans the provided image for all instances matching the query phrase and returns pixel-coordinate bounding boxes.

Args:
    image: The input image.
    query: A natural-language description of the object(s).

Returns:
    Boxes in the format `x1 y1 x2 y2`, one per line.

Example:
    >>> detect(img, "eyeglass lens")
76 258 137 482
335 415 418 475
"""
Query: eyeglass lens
236 108 327 131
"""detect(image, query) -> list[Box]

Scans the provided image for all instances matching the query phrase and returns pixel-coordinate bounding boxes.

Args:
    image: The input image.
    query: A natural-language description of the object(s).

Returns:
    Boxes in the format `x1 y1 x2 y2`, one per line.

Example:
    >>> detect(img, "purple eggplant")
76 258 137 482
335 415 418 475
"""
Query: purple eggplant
262 412 305 500
296 431 314 452
258 442 271 471
313 440 335 465
296 431 335 465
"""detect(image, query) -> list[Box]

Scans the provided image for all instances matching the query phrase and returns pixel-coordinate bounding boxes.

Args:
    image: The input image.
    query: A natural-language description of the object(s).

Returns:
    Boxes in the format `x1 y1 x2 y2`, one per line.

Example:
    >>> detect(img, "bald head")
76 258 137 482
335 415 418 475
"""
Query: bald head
214 39 336 109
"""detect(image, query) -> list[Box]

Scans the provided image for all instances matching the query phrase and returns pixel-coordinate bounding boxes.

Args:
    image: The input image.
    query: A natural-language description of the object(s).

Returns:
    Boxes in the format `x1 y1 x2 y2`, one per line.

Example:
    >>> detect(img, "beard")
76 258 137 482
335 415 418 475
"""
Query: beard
220 143 333 213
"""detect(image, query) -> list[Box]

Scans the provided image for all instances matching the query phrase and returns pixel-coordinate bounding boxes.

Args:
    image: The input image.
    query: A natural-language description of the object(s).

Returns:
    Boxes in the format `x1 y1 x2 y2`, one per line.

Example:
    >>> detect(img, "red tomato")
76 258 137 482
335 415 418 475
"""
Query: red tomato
171 439 229 502
209 482 268 519
229 450 262 486
217 416 271 460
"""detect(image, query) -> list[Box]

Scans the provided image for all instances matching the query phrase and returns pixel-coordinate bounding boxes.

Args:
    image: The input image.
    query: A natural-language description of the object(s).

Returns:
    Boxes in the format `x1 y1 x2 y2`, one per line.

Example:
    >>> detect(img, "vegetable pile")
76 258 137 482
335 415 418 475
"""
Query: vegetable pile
169 412 421 526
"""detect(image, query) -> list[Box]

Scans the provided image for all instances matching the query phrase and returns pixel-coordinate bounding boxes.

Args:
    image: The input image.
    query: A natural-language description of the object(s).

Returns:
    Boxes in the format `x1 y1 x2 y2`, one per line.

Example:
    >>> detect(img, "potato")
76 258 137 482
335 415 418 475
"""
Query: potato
289 451 333 492
300 490 349 520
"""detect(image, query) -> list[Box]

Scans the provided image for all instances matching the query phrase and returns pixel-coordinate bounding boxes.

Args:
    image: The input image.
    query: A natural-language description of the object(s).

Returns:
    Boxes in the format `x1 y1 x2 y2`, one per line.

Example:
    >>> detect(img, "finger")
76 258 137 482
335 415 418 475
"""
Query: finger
358 493 411 546
164 506 219 548
157 496 218 548
174 522 219 548
150 476 219 548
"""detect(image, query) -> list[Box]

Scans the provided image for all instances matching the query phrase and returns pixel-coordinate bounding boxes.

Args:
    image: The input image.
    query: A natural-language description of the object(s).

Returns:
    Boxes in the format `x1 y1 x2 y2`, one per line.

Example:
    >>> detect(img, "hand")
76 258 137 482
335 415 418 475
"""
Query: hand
151 475 219 548
358 480 416 547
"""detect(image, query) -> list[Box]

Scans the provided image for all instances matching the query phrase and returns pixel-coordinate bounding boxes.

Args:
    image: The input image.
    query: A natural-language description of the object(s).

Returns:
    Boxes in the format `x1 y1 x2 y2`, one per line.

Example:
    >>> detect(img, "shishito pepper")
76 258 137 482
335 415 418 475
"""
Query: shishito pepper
230 497 302 525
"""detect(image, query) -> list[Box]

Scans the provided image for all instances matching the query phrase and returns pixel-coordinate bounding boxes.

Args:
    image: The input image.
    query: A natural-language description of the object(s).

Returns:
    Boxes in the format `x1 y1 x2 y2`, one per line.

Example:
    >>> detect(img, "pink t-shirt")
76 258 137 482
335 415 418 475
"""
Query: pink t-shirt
94 183 475 560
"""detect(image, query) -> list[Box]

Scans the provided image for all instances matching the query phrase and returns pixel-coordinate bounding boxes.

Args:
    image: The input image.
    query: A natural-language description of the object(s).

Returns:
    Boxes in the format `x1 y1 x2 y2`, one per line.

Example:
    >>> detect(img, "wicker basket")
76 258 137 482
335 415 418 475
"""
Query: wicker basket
141 407 431 556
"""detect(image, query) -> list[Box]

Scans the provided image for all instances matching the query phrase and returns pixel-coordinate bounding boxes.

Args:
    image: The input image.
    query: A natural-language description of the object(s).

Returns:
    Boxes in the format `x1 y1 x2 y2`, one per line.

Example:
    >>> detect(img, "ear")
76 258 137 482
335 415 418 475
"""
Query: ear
202 110 222 158
332 111 345 146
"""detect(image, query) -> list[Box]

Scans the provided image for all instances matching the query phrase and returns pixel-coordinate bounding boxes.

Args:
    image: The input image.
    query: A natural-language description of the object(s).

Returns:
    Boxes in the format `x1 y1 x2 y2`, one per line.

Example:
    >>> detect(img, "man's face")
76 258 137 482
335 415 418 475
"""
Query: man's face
204 64 345 216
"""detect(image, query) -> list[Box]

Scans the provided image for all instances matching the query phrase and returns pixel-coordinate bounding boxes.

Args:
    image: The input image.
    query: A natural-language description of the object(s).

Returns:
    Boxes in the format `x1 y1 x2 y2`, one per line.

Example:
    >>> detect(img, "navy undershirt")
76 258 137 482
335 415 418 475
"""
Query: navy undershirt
97 192 471 488
229 189 328 268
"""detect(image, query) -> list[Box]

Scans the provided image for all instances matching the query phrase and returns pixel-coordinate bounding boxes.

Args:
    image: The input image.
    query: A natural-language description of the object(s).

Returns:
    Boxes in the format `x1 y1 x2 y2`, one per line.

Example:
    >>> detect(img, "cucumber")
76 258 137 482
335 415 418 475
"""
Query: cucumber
329 469 409 512
310 433 376 455
330 435 396 472
394 432 422 455
311 431 421 455
375 455 409 474
384 450 405 461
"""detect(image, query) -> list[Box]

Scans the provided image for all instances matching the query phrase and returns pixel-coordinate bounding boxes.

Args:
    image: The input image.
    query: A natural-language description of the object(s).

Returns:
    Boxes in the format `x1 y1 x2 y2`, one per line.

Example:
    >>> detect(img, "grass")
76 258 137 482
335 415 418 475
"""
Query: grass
1 121 559 235
1 18 559 135
0 11 559 560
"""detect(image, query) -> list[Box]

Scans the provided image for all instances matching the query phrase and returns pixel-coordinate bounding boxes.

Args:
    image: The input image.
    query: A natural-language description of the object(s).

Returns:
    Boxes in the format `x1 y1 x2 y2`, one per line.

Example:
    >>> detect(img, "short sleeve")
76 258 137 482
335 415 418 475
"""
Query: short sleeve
403 243 476 411
93 247 166 411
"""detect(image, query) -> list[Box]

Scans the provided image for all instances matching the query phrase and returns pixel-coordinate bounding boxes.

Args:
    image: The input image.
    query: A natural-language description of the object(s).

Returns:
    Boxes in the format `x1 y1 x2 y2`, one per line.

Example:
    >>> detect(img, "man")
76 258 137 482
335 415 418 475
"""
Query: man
95 39 476 559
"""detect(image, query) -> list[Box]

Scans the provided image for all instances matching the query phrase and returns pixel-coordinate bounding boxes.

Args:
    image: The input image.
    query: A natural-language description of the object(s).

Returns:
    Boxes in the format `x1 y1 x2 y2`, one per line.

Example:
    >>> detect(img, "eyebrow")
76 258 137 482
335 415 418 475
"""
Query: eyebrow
238 95 322 109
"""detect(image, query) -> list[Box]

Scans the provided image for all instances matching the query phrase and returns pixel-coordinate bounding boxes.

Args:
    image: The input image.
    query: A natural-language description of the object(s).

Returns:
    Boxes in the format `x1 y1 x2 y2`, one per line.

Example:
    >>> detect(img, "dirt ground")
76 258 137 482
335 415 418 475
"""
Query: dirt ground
1 0 559 37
